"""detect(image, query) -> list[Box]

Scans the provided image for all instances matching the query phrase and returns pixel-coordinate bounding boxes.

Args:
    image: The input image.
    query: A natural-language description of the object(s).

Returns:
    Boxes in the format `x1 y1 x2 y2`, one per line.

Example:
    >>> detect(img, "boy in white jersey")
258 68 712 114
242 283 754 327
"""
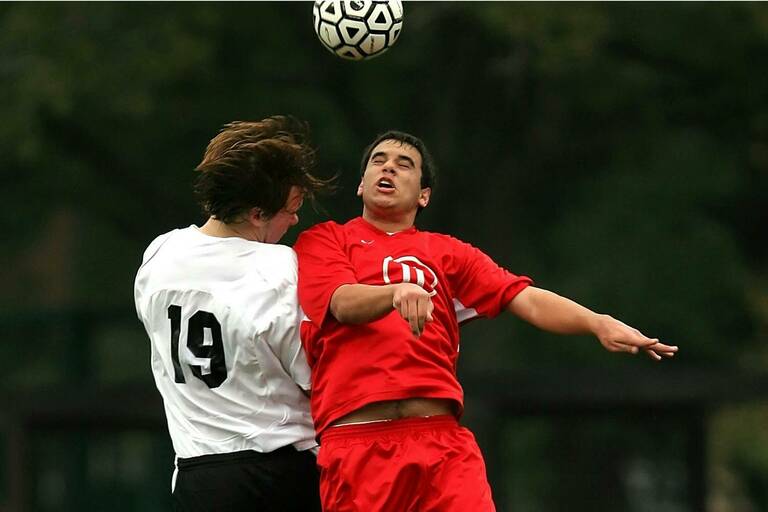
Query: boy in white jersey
134 116 332 511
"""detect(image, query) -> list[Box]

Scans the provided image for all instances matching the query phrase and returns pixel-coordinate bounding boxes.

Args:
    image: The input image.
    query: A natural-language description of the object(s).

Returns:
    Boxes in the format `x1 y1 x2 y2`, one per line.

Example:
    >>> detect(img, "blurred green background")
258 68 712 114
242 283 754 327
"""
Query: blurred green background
1 2 767 511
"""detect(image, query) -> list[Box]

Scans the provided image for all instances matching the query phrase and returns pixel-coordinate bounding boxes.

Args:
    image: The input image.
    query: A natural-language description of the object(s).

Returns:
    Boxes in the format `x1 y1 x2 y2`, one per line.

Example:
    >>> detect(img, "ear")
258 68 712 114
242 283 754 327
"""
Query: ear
418 187 431 208
246 207 267 226
356 178 364 197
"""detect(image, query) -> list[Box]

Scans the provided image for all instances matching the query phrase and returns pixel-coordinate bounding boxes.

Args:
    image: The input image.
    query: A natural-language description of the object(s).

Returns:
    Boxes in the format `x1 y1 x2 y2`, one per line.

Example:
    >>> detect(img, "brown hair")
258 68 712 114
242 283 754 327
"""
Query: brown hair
194 116 333 223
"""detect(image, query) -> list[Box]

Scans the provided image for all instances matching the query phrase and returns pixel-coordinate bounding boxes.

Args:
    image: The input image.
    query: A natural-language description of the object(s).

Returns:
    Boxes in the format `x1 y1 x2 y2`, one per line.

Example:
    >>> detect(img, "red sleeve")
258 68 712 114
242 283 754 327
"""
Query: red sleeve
446 236 533 319
294 222 358 328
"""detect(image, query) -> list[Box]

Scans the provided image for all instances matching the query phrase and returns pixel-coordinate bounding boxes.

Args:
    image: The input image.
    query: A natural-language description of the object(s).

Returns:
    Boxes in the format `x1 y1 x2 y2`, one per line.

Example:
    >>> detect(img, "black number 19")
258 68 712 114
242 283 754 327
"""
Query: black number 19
167 305 227 388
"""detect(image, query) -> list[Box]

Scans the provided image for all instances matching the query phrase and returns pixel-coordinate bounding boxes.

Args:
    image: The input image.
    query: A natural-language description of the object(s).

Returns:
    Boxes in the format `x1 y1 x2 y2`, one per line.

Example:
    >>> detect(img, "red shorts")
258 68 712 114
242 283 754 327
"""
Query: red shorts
317 415 496 512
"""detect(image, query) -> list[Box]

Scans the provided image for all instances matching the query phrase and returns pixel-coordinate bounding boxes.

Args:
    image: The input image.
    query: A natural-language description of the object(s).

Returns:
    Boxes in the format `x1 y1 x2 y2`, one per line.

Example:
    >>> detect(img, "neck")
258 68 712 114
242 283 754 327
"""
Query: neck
361 209 416 233
199 217 263 242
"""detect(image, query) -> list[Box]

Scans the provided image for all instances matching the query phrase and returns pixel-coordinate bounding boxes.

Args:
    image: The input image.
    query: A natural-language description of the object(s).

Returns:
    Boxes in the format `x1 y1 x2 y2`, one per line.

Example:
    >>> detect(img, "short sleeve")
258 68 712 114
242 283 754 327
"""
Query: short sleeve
294 222 358 327
447 237 533 320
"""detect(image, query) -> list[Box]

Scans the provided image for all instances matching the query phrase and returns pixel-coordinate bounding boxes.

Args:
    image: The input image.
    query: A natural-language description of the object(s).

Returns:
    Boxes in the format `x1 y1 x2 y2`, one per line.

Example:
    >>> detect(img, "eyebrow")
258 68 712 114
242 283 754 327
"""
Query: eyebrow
370 151 415 167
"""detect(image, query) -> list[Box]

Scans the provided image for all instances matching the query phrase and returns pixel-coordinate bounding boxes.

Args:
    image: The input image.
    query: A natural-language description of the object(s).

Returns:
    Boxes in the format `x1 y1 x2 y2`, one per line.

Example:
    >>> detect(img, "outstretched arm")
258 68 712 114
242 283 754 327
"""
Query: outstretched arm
506 286 678 360
330 283 434 337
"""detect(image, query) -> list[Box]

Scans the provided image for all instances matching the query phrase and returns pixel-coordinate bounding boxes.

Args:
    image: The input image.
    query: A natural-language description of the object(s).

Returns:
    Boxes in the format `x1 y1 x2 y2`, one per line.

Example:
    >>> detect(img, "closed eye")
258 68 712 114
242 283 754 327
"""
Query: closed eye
397 158 414 169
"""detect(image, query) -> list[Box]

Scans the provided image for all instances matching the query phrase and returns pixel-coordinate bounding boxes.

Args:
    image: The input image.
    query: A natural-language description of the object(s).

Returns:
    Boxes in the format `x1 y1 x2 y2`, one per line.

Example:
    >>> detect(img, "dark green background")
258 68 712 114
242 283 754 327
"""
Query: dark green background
0 2 766 511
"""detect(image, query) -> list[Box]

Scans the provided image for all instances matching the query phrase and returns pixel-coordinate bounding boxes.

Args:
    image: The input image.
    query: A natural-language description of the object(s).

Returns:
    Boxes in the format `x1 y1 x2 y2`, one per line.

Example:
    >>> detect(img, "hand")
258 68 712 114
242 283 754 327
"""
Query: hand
392 283 434 337
593 315 678 361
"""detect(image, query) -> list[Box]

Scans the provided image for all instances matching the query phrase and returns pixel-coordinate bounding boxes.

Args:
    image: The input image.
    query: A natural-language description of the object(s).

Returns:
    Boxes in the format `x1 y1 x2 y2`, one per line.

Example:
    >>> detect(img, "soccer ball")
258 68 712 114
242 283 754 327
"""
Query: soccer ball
313 0 404 61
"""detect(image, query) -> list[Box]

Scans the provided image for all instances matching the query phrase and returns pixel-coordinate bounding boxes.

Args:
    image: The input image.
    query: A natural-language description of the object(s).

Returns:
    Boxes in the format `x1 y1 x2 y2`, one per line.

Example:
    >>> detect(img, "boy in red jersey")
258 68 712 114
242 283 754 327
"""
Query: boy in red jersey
294 131 678 511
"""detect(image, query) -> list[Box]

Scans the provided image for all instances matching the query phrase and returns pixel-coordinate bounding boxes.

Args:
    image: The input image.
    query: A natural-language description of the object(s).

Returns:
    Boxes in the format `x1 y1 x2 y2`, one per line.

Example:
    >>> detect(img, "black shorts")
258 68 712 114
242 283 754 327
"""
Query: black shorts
172 446 320 512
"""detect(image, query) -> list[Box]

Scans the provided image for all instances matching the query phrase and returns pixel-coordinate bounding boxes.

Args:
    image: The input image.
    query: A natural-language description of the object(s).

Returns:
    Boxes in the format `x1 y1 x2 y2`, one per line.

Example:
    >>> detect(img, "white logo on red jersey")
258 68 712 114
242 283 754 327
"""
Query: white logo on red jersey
382 256 439 295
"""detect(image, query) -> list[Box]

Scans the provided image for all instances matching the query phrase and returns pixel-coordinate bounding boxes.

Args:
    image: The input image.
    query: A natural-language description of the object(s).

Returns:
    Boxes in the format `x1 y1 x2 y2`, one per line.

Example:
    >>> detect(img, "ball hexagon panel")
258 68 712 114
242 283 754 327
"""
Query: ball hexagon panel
318 0 342 24
389 21 402 44
360 33 387 55
344 0 371 18
318 22 342 48
335 45 364 60
338 18 368 46
366 4 393 31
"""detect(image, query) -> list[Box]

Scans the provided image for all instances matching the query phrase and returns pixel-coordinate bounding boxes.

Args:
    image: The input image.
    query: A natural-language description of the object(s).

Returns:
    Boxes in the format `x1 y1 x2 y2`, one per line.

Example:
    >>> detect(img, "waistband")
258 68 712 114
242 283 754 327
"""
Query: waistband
176 446 296 469
321 414 457 442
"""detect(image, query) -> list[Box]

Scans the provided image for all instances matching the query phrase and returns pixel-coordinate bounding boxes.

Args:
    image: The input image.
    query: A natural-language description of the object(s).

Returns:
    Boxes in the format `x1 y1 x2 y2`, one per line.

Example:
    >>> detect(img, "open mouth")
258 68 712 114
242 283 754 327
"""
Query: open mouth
376 178 395 191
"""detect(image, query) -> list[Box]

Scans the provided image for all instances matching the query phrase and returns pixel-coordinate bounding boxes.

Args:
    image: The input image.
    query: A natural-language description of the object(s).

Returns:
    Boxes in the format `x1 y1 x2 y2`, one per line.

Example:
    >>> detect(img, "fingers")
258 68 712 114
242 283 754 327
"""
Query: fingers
644 347 677 361
399 297 415 336
644 342 678 361
393 284 434 337
604 335 657 351
630 334 661 348
411 295 434 336
406 297 425 337
601 334 679 360
417 295 430 334
648 341 678 354
603 339 678 361
644 348 662 361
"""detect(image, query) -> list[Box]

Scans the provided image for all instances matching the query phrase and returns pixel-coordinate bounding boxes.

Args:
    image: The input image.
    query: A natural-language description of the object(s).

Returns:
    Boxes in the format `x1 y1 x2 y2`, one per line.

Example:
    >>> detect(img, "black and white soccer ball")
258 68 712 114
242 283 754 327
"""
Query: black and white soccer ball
313 0 404 61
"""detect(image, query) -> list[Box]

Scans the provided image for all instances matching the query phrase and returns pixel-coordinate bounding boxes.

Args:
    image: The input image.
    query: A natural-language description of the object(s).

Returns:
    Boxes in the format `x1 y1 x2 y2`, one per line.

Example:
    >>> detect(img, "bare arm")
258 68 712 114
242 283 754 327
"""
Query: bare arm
506 286 678 360
330 283 434 336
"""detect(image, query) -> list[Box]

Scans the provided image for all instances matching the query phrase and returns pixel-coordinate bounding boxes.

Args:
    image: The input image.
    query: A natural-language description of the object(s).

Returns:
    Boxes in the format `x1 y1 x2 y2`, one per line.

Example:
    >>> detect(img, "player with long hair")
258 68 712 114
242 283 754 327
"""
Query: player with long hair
135 116 332 511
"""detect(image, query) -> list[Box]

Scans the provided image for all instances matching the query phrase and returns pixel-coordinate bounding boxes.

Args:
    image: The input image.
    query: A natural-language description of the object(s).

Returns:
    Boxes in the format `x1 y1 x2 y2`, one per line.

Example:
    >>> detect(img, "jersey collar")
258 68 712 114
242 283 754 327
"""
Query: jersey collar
353 216 418 237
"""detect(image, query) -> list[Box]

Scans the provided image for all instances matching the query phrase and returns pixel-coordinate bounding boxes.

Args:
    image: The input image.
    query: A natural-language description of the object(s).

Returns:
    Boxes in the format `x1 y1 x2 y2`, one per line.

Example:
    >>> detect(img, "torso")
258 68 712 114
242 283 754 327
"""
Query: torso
296 217 532 435
331 397 457 425
135 227 317 457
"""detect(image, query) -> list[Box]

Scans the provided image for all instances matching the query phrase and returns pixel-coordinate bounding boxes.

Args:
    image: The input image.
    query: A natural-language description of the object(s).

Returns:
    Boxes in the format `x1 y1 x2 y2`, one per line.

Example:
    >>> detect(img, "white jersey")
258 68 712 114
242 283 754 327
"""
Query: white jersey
134 226 316 458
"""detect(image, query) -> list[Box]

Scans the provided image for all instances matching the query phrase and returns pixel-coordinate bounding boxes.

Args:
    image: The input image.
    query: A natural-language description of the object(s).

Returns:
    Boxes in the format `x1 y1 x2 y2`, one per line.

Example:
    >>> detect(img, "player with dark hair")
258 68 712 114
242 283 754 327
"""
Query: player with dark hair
134 116 333 512
294 130 679 511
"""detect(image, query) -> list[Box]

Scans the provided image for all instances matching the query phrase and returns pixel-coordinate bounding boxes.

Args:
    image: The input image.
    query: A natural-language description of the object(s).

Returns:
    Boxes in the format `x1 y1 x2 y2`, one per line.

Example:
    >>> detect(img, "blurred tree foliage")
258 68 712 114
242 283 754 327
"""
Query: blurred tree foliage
0 2 765 366
1 3 767 511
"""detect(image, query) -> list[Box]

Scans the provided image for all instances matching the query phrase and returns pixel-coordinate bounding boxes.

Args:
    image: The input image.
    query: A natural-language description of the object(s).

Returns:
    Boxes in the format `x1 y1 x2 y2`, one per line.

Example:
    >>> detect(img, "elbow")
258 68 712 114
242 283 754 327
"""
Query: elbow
331 309 364 325
329 302 343 323
329 290 348 324
331 302 372 325
330 306 348 324
329 285 369 325
329 299 355 324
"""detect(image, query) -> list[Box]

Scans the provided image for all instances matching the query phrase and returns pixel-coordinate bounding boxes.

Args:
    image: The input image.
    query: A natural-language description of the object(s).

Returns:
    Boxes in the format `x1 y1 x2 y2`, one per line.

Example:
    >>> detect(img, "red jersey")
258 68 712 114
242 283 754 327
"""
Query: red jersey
295 217 532 435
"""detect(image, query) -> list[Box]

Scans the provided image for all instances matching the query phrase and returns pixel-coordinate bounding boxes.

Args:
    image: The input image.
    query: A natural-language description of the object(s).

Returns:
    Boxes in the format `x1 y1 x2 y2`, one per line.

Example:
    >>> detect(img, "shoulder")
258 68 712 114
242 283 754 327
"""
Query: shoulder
245 246 301 323
418 229 467 250
236 245 299 317
415 229 488 267
295 220 348 250
139 229 181 266
298 220 344 238
248 243 298 281
259 243 298 269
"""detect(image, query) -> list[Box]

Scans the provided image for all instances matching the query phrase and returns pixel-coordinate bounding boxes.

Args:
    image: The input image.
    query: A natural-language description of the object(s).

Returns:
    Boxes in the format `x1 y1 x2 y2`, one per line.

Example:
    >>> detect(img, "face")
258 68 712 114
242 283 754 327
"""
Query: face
261 186 304 244
357 139 430 216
